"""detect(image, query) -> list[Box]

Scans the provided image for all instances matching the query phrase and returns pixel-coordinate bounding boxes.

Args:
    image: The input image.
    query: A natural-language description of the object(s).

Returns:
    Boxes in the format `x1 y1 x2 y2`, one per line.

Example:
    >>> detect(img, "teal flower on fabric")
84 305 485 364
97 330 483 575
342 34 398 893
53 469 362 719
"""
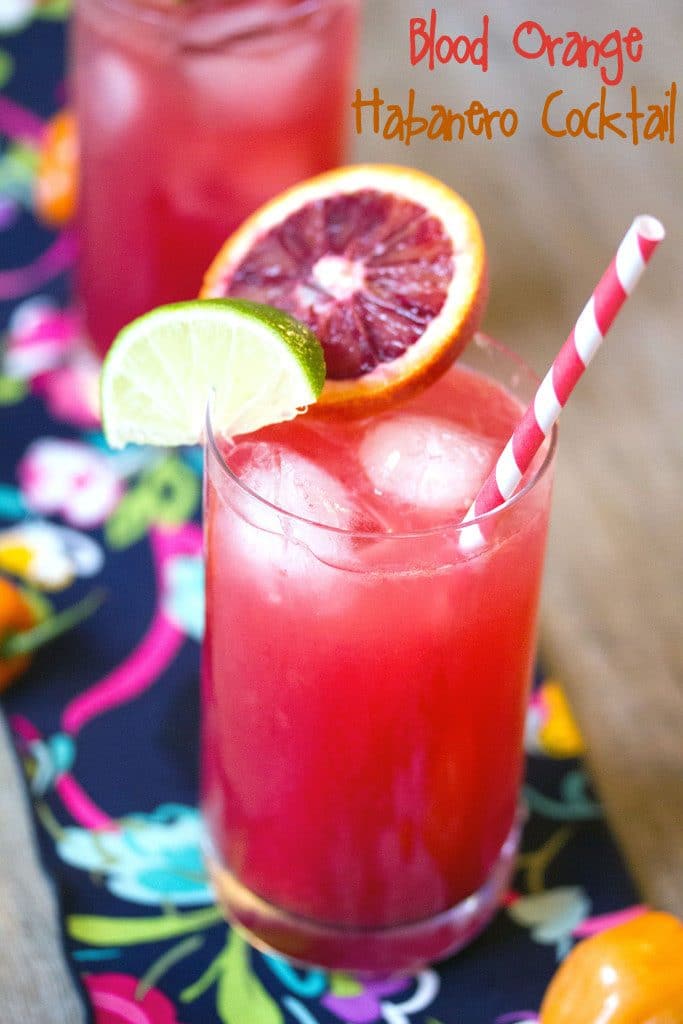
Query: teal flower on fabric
56 804 213 907
26 732 76 796
163 554 205 641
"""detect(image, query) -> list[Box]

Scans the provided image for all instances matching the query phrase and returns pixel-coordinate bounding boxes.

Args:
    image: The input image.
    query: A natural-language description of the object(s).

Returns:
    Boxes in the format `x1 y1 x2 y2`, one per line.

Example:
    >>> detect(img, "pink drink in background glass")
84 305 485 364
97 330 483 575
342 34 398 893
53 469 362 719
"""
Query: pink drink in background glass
71 0 360 355
201 336 556 973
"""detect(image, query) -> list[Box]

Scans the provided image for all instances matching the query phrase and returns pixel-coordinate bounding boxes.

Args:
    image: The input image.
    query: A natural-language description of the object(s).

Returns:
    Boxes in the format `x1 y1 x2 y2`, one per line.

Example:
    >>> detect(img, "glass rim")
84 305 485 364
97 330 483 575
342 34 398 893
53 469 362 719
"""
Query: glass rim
205 336 558 541
83 0 350 32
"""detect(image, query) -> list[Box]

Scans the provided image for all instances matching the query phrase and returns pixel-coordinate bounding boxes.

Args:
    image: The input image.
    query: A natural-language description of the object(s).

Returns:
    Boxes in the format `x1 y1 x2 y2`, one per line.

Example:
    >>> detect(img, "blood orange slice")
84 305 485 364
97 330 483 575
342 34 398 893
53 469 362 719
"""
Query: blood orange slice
201 164 487 413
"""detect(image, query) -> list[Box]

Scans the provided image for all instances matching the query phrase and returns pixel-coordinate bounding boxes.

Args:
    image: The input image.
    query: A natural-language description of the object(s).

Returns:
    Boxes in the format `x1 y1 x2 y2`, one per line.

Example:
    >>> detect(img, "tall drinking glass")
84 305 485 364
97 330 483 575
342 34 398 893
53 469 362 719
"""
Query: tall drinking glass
70 0 361 355
201 335 557 973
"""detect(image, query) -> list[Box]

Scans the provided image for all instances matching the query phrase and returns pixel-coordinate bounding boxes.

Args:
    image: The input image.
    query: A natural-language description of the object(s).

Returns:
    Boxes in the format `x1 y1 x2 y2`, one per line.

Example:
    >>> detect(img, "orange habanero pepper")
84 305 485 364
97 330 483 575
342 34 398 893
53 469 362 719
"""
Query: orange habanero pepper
0 576 38 691
540 910 683 1024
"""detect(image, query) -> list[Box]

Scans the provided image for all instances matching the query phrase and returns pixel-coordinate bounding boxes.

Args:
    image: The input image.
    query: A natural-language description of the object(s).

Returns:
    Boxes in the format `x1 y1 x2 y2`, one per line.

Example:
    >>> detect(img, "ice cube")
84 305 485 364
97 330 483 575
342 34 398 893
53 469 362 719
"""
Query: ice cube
179 1 297 51
180 19 320 126
359 414 497 518
218 442 381 580
89 54 141 138
229 442 361 530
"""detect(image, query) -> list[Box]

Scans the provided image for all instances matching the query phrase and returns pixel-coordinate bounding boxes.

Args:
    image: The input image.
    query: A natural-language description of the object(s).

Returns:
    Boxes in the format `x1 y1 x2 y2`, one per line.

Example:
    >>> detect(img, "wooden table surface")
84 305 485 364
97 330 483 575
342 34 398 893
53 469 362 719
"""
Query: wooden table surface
358 0 683 912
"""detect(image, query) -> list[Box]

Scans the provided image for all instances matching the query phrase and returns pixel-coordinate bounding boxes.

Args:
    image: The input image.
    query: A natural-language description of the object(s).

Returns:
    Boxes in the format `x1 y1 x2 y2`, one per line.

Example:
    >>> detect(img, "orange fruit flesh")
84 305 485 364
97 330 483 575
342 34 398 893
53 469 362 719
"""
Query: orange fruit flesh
201 165 487 414
540 911 683 1024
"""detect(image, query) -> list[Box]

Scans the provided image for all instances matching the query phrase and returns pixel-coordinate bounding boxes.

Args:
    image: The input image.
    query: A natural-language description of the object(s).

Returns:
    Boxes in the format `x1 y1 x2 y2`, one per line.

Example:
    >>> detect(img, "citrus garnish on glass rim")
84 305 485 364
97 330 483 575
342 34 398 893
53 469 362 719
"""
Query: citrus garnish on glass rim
99 298 325 449
201 163 488 414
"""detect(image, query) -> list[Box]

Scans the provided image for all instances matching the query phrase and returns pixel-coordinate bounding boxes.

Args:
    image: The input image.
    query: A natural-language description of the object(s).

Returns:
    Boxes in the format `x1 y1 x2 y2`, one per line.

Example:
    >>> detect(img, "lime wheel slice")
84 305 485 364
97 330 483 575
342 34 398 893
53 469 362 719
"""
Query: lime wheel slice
100 298 325 448
201 164 488 413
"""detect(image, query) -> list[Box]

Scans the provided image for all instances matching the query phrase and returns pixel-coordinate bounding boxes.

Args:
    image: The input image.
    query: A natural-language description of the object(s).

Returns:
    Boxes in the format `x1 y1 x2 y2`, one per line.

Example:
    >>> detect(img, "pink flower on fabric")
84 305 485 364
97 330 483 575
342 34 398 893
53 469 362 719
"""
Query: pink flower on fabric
4 298 82 378
83 974 185 1024
18 438 122 528
31 361 101 429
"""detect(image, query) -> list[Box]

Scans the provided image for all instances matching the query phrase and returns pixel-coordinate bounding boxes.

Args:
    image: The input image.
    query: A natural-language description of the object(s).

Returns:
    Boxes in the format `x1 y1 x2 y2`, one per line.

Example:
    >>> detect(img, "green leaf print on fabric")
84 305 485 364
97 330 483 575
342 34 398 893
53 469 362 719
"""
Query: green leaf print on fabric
105 455 200 548
67 906 222 946
0 50 14 88
0 143 38 206
328 973 363 996
38 0 72 19
523 768 602 821
180 932 284 1023
216 932 283 1024
180 949 226 1004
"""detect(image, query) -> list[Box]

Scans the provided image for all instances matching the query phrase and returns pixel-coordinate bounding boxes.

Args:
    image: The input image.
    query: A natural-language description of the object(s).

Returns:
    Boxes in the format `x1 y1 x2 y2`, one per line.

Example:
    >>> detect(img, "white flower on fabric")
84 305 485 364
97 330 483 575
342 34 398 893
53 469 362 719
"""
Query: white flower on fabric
0 521 103 589
18 438 123 528
0 0 34 32
8 296 56 338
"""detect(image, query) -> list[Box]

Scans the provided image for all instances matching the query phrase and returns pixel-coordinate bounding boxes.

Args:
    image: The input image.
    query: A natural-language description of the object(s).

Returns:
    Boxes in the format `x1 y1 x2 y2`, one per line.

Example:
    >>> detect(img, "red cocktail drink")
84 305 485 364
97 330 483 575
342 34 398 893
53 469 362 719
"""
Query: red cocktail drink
71 0 360 354
201 335 556 972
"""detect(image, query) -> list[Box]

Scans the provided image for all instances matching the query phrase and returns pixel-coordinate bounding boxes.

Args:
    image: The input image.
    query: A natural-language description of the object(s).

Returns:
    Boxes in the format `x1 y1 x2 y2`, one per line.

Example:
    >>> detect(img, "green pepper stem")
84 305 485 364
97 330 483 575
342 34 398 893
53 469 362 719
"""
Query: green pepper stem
0 587 107 657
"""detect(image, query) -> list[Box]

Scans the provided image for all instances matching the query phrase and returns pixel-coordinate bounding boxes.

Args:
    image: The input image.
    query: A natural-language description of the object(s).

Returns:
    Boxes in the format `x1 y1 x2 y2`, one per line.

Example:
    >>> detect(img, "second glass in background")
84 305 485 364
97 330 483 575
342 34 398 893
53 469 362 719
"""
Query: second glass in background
71 0 361 355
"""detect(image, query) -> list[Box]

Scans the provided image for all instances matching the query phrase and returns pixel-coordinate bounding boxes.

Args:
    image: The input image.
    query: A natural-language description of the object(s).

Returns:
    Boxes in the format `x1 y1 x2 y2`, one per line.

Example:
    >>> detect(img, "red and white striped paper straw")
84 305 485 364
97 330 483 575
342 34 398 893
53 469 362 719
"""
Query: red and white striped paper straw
461 215 665 548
